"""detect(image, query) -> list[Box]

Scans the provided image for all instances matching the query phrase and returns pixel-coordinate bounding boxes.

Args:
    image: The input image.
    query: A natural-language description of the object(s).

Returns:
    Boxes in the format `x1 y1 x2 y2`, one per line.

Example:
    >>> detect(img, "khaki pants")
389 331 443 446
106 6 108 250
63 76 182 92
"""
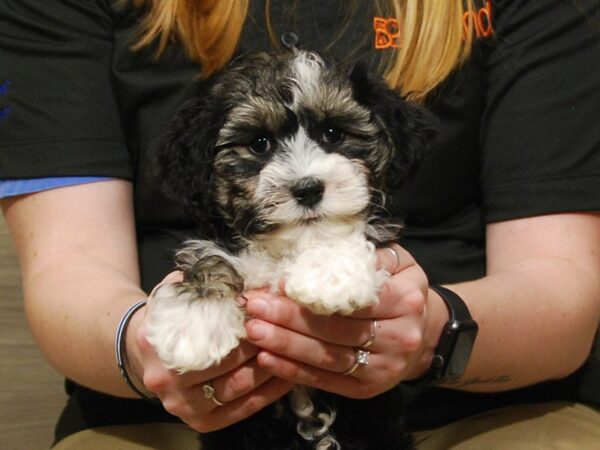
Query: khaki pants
413 402 600 449
53 402 600 450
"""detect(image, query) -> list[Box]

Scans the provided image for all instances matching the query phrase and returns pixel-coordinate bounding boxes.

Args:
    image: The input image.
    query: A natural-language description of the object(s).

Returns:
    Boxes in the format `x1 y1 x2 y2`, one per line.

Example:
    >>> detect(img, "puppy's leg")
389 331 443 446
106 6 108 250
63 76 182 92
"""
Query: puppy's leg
285 238 389 315
146 241 246 372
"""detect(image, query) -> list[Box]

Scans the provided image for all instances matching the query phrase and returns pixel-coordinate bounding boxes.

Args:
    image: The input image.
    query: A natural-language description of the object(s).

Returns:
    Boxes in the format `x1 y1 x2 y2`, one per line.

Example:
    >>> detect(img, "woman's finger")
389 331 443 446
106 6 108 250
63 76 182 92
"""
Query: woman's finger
245 318 357 373
352 259 428 320
175 341 261 389
376 244 415 275
207 356 274 404
188 378 295 433
245 292 378 348
163 355 275 418
254 351 394 399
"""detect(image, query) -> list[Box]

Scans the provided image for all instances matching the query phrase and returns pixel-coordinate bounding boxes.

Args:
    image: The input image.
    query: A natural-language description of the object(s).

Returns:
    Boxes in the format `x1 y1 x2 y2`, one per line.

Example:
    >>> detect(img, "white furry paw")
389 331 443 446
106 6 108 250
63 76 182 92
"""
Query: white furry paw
146 283 246 373
284 242 388 315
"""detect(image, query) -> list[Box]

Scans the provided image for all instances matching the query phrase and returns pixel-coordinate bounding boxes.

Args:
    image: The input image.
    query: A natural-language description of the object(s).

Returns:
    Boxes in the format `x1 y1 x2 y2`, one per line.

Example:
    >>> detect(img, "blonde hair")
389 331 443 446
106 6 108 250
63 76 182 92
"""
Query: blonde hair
131 0 478 102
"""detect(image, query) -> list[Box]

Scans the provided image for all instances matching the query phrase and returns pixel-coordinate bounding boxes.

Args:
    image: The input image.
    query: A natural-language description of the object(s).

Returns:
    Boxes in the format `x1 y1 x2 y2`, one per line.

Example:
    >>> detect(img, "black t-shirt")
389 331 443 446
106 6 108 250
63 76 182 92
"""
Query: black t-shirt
1 0 600 442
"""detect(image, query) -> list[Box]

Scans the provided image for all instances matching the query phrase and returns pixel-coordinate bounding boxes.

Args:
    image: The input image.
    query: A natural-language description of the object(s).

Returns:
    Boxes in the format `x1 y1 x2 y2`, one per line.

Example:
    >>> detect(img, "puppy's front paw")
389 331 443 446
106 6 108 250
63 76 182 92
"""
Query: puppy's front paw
285 243 388 315
146 283 246 372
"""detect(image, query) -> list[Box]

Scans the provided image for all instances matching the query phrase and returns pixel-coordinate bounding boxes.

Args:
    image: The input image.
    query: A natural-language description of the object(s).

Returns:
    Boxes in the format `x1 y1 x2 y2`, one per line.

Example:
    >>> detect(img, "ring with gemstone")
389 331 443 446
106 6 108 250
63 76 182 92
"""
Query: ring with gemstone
342 348 370 376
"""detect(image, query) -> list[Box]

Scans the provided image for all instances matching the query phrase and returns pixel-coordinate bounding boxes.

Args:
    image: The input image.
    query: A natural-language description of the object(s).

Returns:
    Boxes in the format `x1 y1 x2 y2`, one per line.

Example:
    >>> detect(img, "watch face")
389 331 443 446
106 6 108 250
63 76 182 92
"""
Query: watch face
447 324 478 378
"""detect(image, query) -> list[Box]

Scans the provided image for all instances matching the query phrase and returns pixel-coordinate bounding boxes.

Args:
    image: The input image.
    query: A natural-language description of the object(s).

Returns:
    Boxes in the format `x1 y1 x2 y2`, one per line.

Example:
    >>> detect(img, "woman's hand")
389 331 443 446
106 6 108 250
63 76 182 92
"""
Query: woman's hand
126 272 295 433
243 245 447 398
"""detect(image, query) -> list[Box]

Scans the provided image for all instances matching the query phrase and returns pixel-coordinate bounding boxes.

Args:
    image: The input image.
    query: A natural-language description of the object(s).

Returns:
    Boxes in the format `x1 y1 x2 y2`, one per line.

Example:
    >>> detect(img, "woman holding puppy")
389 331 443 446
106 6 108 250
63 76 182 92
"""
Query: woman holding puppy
1 0 599 448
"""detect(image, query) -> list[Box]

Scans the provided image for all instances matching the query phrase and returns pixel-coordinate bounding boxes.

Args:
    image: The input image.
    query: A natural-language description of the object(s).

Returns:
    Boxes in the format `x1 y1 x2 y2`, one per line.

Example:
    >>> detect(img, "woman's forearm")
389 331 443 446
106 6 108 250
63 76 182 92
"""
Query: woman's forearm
23 253 147 397
442 262 598 392
439 214 600 392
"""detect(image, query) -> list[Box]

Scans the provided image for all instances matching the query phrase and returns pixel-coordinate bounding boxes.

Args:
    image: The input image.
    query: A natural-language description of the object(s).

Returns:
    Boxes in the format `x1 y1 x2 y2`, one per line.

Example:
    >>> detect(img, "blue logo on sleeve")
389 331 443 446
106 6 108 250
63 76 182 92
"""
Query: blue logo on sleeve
0 80 10 97
0 106 11 120
0 80 11 121
0 80 10 96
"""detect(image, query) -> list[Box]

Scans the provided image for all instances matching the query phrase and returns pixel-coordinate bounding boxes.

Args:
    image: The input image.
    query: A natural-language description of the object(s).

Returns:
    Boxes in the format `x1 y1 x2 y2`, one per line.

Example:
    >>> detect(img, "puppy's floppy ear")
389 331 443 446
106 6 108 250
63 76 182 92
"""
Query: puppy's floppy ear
154 80 227 225
349 62 437 187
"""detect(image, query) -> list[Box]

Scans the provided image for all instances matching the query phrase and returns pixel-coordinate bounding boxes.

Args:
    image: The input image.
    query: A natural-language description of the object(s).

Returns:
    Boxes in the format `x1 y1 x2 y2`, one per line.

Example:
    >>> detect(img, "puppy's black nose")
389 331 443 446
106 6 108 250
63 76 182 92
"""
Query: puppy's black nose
290 177 325 207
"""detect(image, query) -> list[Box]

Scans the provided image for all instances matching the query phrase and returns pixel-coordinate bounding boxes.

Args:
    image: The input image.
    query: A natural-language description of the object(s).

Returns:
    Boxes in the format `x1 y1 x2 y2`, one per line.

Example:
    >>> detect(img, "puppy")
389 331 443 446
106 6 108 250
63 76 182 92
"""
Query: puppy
149 49 433 450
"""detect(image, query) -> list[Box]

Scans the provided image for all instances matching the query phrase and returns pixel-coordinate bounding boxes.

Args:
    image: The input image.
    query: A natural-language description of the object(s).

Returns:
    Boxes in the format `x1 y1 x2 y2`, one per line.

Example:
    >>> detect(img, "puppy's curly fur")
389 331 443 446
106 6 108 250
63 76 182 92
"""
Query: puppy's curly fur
149 49 434 450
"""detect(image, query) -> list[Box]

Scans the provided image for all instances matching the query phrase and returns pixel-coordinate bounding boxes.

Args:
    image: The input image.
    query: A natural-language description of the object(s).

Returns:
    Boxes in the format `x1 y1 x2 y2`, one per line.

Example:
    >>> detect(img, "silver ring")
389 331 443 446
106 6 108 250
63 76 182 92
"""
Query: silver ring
360 319 377 349
202 381 225 407
342 348 370 376
384 246 401 273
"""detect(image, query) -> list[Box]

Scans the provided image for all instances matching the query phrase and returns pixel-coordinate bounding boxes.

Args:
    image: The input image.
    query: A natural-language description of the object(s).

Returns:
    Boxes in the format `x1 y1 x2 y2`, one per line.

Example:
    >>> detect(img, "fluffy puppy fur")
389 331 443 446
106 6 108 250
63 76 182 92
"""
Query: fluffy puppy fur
149 49 434 450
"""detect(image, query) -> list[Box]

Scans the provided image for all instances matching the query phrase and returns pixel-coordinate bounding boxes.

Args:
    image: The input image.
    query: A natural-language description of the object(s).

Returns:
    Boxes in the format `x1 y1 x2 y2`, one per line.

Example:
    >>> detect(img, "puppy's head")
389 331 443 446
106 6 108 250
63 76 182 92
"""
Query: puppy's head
157 51 434 240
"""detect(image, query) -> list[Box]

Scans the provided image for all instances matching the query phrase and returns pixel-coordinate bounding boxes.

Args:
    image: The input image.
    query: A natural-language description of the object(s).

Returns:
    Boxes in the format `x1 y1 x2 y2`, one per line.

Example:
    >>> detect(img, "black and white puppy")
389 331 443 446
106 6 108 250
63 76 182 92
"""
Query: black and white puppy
149 49 433 450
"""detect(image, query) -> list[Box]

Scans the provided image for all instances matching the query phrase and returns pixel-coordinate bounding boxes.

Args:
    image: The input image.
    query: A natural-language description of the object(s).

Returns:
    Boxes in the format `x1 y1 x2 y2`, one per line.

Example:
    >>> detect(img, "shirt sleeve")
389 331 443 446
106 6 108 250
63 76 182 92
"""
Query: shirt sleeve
481 0 600 222
0 0 132 179
0 177 114 198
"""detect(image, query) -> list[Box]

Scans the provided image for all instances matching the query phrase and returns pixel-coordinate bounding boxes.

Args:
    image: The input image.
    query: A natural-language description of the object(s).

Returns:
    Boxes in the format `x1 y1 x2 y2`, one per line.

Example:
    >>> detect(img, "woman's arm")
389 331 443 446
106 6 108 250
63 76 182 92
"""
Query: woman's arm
1 180 145 396
443 212 600 391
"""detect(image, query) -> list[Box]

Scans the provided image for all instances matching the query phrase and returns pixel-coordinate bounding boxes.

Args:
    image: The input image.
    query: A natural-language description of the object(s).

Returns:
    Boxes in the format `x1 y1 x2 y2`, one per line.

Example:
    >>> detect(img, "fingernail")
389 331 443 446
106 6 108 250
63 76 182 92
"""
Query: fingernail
237 294 249 306
248 321 267 340
247 298 268 316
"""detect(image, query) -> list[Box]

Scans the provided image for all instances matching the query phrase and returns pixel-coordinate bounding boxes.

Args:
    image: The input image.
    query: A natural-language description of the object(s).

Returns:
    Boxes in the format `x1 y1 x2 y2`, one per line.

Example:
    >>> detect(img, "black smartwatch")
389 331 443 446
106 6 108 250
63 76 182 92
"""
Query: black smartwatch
405 285 478 386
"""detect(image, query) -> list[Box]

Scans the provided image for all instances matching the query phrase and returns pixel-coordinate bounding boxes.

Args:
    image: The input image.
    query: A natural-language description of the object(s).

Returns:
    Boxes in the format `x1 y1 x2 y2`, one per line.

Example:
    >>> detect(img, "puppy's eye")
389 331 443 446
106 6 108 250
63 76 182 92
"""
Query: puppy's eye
249 136 272 155
322 127 344 144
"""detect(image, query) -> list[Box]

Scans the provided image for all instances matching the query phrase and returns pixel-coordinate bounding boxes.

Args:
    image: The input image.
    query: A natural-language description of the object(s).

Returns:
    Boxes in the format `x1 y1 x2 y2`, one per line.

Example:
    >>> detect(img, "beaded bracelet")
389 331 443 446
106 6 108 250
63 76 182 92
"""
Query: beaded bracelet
115 299 157 401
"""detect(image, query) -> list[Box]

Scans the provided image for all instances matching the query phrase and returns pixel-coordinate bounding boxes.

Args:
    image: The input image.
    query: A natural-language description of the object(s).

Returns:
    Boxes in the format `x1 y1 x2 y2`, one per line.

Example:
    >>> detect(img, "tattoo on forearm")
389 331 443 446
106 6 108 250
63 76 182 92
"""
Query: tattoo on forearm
444 375 511 388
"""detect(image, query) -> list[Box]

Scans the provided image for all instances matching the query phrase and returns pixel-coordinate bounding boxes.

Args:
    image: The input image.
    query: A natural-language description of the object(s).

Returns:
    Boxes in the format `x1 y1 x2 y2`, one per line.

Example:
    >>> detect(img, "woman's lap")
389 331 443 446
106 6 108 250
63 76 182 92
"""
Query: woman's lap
413 402 600 450
52 423 199 450
52 402 600 450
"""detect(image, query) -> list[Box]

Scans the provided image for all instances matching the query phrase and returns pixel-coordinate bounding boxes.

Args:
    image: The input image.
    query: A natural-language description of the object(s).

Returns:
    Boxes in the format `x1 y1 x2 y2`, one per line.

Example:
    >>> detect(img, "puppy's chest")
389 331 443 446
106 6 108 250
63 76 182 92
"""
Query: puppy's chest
235 249 285 292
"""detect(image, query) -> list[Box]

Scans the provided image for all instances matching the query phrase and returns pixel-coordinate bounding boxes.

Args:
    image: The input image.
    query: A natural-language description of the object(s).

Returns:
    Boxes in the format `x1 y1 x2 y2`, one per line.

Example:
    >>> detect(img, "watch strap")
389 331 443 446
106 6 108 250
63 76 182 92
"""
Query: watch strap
430 285 471 322
403 285 476 387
